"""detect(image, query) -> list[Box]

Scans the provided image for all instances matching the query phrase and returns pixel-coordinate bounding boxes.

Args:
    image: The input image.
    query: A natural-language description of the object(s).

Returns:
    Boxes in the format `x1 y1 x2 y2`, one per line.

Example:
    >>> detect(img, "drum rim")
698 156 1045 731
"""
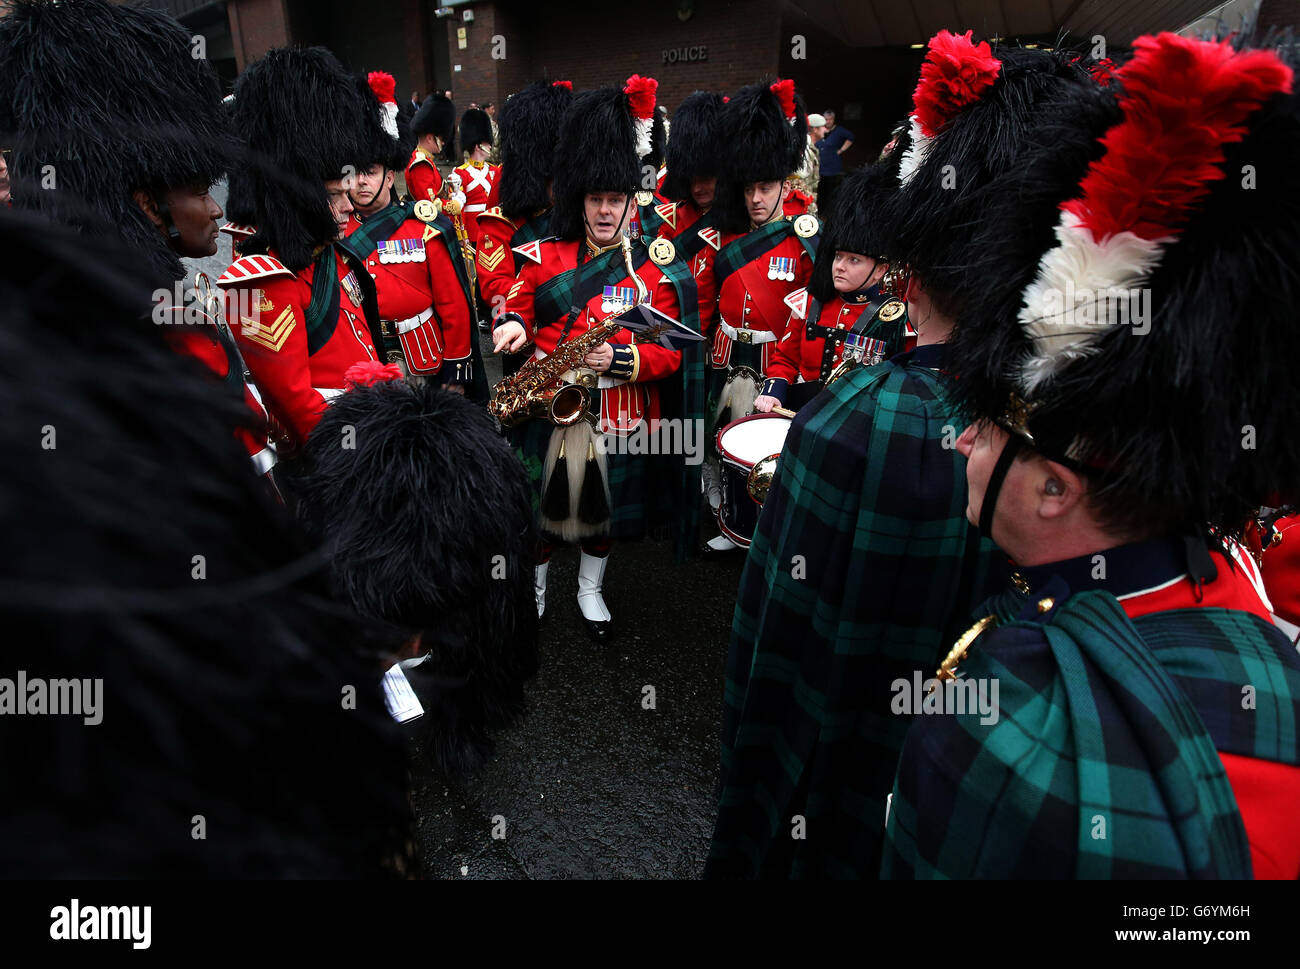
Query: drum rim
715 412 793 469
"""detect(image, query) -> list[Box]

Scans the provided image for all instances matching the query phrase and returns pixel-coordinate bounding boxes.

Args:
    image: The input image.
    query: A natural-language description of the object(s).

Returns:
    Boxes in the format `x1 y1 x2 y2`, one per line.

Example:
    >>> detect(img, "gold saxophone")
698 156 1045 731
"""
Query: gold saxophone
490 233 648 428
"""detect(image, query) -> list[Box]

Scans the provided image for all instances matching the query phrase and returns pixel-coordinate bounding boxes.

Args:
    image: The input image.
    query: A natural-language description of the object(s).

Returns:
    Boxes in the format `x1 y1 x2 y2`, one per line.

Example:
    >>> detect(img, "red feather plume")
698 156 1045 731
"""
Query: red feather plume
553 80 572 90
367 71 397 105
910 30 1001 138
344 361 404 388
624 75 658 119
769 78 797 121
1064 33 1292 243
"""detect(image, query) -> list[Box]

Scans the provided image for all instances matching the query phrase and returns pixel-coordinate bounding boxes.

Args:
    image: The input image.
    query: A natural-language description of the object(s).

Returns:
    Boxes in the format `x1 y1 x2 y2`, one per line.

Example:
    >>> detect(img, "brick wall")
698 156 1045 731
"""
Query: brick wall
227 0 292 71
441 0 783 114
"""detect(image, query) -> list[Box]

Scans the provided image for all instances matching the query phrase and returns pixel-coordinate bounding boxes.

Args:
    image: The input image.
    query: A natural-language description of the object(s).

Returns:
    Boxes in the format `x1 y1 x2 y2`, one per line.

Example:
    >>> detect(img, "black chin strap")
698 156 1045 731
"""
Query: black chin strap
155 194 181 242
583 195 634 243
978 434 1023 539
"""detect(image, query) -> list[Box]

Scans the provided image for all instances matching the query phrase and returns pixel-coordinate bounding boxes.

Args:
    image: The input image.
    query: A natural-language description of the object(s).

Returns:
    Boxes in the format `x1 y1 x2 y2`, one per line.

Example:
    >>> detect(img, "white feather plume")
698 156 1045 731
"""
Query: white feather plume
381 101 399 140
634 117 653 159
897 115 931 186
1018 211 1171 393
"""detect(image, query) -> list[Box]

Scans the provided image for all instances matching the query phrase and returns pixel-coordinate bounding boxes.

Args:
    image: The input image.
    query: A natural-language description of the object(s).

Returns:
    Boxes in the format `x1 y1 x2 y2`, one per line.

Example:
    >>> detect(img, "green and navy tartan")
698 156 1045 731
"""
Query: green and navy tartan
881 584 1300 879
706 343 1005 878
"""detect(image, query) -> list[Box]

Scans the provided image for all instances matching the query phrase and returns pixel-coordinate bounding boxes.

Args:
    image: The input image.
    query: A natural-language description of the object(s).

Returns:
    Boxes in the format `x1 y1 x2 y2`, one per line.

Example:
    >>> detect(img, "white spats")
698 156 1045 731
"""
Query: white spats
534 562 549 618
576 552 611 623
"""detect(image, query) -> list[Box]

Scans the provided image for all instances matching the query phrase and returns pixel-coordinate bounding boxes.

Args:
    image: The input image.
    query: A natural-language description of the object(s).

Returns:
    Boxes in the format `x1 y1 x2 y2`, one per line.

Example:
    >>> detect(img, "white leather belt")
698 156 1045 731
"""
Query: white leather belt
386 306 434 335
719 318 777 345
464 203 487 213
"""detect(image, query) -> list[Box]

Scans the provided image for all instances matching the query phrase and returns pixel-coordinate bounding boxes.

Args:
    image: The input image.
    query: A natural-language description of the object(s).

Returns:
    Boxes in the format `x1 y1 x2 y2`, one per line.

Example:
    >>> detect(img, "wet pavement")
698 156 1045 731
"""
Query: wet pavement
408 525 746 880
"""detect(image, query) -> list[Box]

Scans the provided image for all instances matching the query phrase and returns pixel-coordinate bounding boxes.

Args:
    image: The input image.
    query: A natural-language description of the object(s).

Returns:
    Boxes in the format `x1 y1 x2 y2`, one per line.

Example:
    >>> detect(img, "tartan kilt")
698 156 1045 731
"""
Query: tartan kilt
511 415 653 542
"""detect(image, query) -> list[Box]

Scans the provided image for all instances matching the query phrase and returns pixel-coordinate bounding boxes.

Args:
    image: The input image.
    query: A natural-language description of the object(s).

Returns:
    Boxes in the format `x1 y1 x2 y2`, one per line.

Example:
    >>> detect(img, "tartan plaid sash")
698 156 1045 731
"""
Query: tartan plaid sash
636 200 666 239
713 217 818 288
303 245 342 356
883 588 1262 879
337 202 409 261
532 243 630 327
511 211 551 249
672 209 716 261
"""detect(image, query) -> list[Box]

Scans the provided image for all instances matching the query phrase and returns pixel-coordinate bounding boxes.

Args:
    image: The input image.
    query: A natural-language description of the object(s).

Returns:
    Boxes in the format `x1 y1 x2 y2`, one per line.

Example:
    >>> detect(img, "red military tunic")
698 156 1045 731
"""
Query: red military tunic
1115 542 1300 879
711 220 815 374
475 206 527 312
498 238 682 433
344 210 474 381
405 146 442 205
164 323 274 471
217 250 378 450
762 288 877 401
655 198 719 336
453 159 500 248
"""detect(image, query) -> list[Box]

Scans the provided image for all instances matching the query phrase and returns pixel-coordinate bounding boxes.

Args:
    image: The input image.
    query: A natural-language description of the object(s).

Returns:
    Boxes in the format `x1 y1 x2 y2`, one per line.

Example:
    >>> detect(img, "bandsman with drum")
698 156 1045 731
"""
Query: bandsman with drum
702 79 820 553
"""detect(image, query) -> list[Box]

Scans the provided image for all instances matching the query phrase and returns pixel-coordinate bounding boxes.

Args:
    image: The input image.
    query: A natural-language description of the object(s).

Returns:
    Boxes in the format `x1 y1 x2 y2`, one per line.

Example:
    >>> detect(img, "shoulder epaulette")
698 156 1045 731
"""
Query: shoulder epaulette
477 206 514 227
217 254 294 288
219 222 257 240
783 287 810 319
408 149 436 168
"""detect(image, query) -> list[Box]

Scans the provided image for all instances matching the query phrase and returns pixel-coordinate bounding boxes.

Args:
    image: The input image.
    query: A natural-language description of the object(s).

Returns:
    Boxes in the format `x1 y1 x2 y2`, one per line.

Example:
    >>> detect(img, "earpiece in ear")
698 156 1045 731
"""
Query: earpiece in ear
1045 479 1064 496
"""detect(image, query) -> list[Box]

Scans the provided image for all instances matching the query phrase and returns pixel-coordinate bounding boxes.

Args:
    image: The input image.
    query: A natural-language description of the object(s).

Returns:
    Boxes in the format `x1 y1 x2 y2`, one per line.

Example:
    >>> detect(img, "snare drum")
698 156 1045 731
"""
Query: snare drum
715 413 793 547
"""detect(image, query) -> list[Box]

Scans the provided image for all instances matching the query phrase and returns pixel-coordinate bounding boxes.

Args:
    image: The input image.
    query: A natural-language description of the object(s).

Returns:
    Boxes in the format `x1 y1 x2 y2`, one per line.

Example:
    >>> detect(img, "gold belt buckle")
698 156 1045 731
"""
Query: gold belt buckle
736 328 753 344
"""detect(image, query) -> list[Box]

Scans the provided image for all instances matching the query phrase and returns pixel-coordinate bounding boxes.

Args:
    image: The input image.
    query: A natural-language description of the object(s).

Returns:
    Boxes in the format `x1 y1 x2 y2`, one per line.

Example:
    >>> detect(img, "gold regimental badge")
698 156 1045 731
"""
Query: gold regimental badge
648 237 676 266
635 191 655 207
793 214 819 238
878 298 906 322
413 199 441 223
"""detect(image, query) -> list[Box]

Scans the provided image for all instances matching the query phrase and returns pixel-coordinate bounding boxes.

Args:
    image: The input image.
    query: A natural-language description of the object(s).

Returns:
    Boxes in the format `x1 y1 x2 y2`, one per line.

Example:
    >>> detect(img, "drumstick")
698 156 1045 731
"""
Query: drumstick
771 406 797 419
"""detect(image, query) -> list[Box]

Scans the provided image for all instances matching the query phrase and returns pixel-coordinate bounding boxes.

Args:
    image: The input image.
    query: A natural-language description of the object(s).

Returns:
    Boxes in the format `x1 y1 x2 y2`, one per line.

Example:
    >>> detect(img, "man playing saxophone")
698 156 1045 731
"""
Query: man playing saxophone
491 78 699 645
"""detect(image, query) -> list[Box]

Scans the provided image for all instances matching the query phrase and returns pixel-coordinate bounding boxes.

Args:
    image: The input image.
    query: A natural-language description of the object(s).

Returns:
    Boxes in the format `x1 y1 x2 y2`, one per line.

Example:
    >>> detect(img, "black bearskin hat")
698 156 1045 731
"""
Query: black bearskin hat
0 0 238 287
882 39 1110 323
358 73 411 174
662 91 726 203
950 33 1300 537
714 78 807 232
291 374 540 775
549 78 657 241
412 93 456 146
0 208 411 876
460 107 494 156
497 80 573 221
226 46 390 272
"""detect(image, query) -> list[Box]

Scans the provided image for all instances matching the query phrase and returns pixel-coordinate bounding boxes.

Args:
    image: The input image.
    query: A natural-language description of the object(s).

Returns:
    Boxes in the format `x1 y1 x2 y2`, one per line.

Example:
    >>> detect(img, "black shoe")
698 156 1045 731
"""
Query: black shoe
582 616 613 645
